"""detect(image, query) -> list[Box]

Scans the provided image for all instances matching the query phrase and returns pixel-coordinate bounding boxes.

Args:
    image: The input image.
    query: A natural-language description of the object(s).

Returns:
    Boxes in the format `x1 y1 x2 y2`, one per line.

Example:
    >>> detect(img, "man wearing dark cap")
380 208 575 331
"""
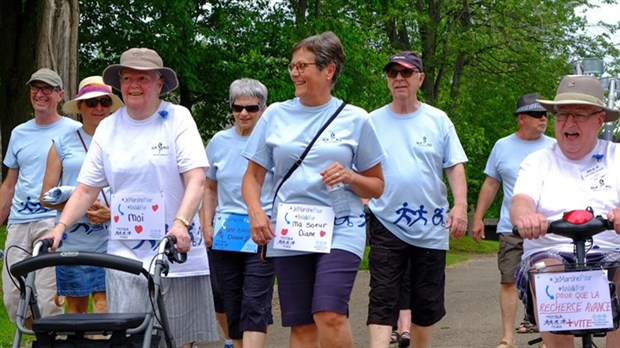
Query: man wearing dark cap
0 68 81 323
512 75 620 347
366 51 468 348
471 93 555 348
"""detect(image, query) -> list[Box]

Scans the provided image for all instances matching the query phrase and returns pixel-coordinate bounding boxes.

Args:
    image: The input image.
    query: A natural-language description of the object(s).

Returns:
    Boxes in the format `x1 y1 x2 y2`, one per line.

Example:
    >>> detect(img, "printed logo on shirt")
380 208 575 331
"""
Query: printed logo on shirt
590 177 612 192
321 131 343 144
151 142 170 157
415 136 433 148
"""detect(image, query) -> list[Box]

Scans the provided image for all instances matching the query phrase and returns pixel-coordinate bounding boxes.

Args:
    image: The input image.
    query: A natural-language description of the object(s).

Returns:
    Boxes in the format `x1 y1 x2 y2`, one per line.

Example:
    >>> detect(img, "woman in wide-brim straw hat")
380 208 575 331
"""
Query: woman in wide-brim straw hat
43 48 218 347
40 76 121 315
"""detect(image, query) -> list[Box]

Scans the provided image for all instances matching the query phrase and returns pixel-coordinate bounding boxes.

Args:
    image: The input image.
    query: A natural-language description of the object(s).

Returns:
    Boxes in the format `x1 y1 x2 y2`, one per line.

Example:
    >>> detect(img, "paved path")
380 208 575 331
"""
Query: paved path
198 255 557 347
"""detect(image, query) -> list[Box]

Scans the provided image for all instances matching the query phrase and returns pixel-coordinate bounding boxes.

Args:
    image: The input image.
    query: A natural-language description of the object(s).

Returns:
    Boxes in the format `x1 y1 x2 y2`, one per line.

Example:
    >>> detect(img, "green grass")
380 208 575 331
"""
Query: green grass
0 225 15 346
0 228 498 347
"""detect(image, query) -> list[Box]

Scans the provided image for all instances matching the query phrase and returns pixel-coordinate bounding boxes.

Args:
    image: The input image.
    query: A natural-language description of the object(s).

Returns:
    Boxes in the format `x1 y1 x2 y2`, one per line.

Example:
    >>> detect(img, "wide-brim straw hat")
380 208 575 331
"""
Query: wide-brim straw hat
537 75 620 122
62 76 124 115
102 48 179 95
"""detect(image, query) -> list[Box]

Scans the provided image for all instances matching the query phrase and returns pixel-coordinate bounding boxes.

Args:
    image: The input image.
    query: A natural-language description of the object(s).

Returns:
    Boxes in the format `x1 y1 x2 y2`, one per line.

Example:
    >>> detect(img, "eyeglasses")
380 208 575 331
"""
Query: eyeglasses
287 62 317 73
554 110 602 123
231 104 260 113
82 98 113 108
524 112 548 119
386 69 419 79
29 85 59 95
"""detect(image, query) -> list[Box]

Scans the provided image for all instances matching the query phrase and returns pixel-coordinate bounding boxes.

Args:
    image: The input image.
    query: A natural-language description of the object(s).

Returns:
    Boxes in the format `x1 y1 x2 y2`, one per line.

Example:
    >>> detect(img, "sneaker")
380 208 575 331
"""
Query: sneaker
223 343 234 348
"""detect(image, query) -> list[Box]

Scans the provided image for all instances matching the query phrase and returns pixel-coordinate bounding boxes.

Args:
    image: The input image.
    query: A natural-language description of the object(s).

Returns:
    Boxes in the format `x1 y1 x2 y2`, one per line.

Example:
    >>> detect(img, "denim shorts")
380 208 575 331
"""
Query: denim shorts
56 264 106 297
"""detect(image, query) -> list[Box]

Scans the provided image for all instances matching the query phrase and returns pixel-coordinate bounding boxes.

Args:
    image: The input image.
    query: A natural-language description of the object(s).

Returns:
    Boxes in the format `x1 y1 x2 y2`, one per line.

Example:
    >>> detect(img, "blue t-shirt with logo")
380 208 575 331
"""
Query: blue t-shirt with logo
368 104 467 250
243 97 386 258
4 117 81 224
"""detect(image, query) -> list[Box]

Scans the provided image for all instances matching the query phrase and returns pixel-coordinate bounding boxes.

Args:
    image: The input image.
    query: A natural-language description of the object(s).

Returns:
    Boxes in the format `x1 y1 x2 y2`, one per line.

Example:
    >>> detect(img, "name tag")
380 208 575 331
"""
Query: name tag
212 213 258 253
110 192 165 240
274 203 334 253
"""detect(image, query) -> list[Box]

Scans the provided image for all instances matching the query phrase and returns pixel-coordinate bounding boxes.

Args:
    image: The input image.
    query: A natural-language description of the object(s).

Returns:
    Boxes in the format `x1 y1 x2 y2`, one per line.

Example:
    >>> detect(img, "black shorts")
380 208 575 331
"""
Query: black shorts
209 250 275 339
366 212 446 327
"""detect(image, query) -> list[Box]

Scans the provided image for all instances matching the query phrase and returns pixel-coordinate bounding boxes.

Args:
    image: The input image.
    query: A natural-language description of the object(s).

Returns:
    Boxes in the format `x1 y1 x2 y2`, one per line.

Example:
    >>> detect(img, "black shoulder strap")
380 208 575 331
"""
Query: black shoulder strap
271 101 347 206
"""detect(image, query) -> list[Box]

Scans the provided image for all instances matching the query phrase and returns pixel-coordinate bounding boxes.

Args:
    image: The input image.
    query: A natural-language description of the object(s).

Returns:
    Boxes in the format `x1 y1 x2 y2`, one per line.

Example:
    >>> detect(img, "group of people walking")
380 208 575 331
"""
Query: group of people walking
2 29 620 348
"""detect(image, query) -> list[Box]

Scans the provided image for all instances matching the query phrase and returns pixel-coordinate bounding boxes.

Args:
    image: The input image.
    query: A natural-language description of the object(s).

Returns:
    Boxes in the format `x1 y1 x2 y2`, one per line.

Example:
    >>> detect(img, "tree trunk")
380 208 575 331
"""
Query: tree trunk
0 0 79 180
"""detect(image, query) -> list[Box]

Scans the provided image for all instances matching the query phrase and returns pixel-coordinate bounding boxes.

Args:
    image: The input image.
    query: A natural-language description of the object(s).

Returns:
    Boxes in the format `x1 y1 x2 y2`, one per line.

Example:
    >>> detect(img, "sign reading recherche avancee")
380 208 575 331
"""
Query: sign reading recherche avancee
534 269 614 332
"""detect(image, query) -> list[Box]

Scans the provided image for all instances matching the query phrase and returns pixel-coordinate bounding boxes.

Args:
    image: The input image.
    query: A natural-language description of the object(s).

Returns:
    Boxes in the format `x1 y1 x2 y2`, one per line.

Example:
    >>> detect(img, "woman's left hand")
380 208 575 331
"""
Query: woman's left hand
86 200 111 225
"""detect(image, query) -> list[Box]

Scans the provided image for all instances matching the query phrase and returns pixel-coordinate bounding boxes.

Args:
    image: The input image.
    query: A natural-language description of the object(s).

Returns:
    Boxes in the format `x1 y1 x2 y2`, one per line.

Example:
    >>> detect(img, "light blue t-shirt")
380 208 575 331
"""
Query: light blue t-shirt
4 116 81 224
206 127 273 214
53 128 110 253
484 133 555 233
368 104 467 250
242 97 387 258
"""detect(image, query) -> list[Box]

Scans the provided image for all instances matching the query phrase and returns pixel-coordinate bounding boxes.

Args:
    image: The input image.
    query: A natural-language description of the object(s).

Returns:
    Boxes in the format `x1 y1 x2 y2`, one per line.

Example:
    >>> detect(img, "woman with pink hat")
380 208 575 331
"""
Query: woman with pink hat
39 76 123 315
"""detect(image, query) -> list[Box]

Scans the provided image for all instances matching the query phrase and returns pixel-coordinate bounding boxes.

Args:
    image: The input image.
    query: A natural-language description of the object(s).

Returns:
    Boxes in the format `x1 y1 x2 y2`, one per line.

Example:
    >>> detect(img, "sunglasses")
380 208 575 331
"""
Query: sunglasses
231 104 260 113
524 112 548 119
82 98 113 108
386 69 419 79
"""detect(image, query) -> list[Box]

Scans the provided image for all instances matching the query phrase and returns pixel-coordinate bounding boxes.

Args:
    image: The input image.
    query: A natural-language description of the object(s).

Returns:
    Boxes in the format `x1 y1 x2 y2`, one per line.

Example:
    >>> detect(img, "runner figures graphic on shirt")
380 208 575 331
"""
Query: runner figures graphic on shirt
17 196 50 214
393 202 446 227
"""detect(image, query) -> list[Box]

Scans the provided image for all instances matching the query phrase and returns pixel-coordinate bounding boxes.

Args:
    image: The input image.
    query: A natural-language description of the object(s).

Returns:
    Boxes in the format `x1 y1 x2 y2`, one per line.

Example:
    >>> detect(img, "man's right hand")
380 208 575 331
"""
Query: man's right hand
471 218 485 243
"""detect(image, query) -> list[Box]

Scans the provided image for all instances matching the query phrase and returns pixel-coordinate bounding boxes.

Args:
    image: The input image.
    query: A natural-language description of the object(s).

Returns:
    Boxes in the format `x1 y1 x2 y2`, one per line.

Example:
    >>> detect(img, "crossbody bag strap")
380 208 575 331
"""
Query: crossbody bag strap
76 130 110 207
271 101 347 207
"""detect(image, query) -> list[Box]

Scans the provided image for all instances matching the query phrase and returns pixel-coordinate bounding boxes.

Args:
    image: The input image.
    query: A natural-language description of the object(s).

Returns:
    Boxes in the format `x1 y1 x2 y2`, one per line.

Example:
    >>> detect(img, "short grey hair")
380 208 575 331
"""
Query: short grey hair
292 31 346 87
229 78 268 109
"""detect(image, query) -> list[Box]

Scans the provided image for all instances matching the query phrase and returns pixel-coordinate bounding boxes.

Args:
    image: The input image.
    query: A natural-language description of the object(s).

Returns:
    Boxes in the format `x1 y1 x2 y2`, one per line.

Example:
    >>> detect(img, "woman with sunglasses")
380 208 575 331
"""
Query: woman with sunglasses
242 32 386 347
200 78 274 348
39 76 123 315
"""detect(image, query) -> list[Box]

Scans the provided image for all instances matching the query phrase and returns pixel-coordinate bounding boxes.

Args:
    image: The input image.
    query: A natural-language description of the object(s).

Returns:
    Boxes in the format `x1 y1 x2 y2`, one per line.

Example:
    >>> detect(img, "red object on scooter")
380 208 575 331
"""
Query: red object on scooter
562 209 594 224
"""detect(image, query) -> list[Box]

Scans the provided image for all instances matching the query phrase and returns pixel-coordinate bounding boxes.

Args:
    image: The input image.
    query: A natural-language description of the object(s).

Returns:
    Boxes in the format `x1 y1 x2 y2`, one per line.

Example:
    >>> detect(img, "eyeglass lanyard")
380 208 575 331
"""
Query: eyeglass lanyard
76 130 110 207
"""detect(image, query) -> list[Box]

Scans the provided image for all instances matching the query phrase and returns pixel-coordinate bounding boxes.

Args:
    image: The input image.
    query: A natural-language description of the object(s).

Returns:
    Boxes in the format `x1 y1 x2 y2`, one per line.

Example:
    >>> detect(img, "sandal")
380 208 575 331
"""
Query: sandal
399 331 411 347
390 331 400 344
516 320 538 334
496 341 516 348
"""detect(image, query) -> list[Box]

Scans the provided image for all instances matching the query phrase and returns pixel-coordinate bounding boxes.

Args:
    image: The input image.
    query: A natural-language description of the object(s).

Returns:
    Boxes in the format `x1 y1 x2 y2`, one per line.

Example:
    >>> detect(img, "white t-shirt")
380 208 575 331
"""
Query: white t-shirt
78 101 209 277
514 140 620 258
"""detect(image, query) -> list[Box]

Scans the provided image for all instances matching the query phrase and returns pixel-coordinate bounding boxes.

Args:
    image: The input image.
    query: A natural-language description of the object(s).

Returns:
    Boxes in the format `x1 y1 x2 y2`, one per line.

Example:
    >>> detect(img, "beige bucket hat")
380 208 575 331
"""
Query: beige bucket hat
537 75 620 122
102 48 179 95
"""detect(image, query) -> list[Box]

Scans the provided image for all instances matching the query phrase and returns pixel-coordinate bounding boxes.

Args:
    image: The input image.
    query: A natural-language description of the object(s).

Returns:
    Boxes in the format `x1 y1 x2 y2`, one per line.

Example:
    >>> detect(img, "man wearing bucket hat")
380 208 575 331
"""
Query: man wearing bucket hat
366 51 468 348
39 76 122 316
43 48 218 347
511 75 620 347
1 68 81 323
472 93 555 348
